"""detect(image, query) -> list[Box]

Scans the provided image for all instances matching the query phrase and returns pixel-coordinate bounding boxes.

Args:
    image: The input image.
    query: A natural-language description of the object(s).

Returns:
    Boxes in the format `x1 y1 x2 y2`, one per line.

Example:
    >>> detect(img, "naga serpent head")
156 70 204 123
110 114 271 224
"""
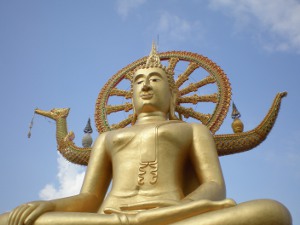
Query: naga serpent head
35 108 70 120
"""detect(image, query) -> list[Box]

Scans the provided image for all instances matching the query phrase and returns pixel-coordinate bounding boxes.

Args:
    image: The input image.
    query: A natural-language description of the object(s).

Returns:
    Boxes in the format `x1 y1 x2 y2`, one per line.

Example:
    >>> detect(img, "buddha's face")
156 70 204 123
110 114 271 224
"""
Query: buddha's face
132 67 173 116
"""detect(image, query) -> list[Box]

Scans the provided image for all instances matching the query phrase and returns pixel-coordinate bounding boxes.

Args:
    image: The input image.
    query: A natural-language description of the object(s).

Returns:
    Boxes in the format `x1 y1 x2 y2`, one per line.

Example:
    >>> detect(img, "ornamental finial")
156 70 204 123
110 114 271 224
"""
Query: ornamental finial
231 102 244 133
146 41 162 67
82 118 93 148
231 102 241 119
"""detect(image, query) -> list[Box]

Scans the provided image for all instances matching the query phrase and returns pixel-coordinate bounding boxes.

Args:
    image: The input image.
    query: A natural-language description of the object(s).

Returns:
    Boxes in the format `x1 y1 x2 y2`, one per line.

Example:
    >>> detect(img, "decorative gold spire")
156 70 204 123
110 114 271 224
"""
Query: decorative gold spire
146 42 162 67
231 102 241 119
231 102 244 133
82 118 93 148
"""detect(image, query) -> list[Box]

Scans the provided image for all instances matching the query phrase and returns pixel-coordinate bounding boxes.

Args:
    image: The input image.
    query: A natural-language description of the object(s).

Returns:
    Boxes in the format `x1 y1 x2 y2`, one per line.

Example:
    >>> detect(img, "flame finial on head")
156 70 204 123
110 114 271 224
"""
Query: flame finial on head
146 42 162 67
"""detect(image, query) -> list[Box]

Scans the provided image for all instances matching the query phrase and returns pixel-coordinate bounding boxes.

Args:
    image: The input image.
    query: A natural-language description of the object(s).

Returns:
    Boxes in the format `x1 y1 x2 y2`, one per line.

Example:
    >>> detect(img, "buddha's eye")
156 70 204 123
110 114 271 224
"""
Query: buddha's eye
136 79 144 85
150 78 160 82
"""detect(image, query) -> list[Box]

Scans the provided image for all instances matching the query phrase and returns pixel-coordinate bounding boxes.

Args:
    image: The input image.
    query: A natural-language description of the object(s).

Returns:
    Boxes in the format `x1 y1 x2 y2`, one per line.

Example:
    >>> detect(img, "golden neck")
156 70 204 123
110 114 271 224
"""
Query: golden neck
135 112 168 125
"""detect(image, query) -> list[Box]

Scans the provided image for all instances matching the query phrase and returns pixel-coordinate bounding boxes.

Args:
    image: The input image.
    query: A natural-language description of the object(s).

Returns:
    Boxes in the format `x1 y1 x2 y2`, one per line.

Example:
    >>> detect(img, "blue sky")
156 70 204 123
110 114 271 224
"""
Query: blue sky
0 0 299 223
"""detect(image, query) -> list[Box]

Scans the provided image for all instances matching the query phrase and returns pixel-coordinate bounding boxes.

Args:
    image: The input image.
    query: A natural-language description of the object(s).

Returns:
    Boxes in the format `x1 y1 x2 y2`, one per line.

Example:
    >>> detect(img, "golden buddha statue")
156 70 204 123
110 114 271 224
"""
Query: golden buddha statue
0 44 291 225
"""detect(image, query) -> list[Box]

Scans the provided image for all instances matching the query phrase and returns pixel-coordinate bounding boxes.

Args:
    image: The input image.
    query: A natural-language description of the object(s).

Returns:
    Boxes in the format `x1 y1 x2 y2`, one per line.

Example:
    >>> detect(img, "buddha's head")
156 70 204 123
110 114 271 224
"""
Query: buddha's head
131 43 178 123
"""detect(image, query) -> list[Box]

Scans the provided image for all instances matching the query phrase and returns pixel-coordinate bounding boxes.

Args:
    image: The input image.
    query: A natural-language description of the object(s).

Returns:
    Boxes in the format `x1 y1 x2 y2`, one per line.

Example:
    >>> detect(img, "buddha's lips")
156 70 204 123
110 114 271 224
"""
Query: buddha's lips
140 92 153 99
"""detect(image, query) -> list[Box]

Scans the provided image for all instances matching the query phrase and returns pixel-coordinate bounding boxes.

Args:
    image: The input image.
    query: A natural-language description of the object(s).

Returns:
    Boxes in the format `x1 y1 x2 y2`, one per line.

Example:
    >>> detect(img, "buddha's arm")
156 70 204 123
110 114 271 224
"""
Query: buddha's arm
79 132 112 211
51 132 112 212
183 123 226 202
7 133 112 225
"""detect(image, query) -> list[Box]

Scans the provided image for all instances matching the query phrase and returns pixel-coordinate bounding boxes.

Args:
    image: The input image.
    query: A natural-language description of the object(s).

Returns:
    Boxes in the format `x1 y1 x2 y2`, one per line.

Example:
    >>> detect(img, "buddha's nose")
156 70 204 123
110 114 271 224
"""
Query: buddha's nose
142 83 152 91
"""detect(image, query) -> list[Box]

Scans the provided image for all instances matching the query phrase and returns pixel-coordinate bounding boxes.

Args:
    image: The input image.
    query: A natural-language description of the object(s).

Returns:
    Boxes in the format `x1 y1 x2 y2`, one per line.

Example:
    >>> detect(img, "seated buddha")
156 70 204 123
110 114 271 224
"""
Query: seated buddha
0 45 291 225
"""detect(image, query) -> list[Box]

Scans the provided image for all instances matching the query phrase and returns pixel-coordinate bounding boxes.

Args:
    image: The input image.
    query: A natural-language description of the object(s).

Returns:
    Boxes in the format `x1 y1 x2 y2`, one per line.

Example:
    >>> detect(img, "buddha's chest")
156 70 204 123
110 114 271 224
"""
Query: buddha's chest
106 122 192 158
106 121 192 186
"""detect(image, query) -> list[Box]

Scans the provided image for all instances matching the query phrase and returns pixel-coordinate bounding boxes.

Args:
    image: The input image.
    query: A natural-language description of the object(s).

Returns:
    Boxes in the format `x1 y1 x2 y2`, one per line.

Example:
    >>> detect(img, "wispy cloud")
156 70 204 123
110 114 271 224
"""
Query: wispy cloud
39 154 85 200
155 11 204 46
209 0 300 53
116 0 147 18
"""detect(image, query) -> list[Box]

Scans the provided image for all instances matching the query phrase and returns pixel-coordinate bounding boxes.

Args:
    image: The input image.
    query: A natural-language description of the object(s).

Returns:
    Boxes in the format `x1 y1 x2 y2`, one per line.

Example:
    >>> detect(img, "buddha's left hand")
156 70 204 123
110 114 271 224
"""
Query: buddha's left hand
8 201 55 225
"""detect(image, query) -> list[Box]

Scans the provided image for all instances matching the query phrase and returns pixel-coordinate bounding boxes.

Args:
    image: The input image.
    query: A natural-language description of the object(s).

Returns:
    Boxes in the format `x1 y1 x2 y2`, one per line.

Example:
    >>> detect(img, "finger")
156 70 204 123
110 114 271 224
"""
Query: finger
120 201 157 210
120 200 177 210
8 205 27 225
8 206 19 225
223 198 237 207
24 203 54 225
209 199 236 209
18 205 37 225
9 205 29 225
103 208 138 215
103 207 119 214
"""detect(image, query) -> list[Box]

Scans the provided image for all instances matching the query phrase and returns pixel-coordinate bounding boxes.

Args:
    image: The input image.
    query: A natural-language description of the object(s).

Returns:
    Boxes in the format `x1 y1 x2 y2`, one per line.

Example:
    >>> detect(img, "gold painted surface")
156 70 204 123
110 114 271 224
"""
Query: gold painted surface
0 46 291 225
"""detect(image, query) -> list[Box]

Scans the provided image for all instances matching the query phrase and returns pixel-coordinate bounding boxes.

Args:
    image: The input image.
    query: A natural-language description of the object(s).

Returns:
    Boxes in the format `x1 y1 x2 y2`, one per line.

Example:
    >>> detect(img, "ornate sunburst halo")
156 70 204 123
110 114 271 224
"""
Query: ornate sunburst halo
95 50 231 134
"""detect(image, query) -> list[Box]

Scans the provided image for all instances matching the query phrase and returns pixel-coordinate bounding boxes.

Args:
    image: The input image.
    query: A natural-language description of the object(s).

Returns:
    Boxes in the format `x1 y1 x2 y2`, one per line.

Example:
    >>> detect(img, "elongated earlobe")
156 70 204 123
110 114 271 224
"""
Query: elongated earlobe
169 92 179 120
131 99 138 125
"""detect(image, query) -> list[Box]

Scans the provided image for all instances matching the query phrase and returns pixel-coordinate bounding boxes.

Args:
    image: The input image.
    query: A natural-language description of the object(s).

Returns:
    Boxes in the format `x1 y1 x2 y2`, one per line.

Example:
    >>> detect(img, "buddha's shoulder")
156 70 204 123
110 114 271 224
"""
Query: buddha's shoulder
188 123 213 139
189 122 209 129
173 121 208 129
163 121 211 134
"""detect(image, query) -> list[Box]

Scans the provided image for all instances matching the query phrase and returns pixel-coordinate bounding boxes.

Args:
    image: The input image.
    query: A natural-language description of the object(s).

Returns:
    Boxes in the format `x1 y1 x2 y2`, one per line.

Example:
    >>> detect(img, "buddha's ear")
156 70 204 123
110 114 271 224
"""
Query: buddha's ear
169 90 179 120
131 99 137 125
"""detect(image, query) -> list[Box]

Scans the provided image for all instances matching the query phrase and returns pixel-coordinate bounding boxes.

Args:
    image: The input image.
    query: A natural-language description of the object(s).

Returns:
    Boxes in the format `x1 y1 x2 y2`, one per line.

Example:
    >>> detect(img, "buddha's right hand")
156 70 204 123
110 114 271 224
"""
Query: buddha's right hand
8 201 55 225
120 199 180 211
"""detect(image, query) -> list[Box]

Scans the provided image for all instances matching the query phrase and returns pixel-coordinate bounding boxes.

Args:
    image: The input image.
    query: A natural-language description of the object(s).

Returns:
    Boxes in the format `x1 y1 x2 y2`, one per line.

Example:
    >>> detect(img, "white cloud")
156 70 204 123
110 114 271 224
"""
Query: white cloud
39 154 86 200
209 0 300 53
156 11 204 44
116 0 147 18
